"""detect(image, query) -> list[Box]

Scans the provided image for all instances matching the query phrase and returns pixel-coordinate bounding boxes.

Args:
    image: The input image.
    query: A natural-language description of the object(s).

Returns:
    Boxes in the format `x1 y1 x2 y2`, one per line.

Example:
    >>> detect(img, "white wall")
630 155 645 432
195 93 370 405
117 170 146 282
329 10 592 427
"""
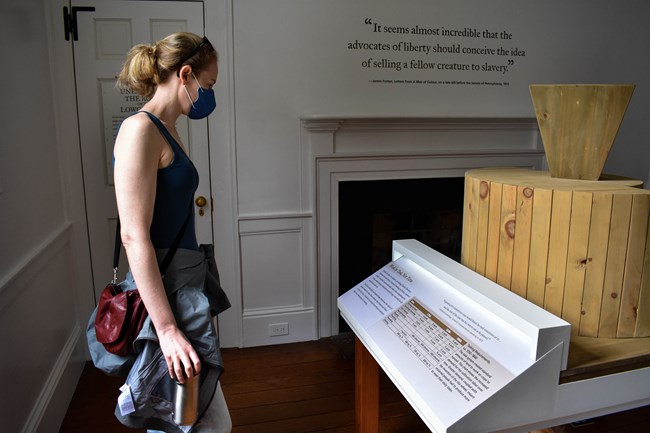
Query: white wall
0 0 91 432
227 0 650 345
2 1 649 429
232 0 650 215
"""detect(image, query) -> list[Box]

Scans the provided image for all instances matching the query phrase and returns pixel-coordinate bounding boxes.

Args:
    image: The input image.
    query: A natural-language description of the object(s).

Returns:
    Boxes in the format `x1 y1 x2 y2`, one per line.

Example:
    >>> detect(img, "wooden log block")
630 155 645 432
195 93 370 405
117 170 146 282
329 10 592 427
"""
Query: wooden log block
496 183 517 288
598 194 632 337
527 188 553 308
580 193 613 337
462 168 650 338
485 181 502 282
562 191 592 334
511 185 534 298
635 216 650 336
461 175 479 271
545 190 572 318
618 195 650 337
475 180 490 276
529 84 635 180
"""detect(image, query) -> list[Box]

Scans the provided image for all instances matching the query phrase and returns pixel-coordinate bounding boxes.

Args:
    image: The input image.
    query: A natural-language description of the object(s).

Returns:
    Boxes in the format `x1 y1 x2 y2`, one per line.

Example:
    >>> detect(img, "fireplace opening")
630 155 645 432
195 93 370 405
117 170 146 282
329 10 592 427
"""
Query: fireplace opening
338 176 465 331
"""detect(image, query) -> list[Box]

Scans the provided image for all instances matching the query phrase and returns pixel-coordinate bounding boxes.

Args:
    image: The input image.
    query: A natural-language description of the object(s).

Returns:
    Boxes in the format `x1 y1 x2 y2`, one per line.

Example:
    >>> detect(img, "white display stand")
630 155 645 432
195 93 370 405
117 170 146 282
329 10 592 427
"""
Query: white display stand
338 239 650 433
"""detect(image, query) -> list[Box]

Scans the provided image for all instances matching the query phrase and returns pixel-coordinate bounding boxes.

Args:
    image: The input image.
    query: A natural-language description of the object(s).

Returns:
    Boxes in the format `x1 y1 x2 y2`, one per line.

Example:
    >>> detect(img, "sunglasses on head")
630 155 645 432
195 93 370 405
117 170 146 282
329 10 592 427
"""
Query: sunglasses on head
176 36 212 77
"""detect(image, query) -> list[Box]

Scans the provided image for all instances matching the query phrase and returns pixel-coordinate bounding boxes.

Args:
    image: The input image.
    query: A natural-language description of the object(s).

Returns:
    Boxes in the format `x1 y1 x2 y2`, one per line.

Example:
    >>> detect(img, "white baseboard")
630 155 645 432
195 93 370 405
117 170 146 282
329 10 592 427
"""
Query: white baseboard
242 308 316 347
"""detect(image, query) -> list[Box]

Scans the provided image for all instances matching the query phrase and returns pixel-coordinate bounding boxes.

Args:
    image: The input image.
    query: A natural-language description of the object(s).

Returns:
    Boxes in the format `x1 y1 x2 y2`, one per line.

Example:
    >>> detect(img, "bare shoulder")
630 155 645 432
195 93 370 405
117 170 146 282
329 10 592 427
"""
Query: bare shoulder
117 111 157 140
114 112 162 157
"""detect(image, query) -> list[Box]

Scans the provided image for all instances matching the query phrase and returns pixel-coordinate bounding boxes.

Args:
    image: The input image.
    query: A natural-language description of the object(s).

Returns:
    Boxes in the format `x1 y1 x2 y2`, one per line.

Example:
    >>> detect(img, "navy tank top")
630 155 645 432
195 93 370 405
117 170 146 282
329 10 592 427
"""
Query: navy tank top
141 111 200 251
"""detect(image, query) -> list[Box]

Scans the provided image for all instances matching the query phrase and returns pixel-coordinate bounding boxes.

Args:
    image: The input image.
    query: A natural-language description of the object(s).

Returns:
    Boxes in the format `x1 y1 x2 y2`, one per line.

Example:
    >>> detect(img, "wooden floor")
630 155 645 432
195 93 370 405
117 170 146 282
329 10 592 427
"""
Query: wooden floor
59 335 649 433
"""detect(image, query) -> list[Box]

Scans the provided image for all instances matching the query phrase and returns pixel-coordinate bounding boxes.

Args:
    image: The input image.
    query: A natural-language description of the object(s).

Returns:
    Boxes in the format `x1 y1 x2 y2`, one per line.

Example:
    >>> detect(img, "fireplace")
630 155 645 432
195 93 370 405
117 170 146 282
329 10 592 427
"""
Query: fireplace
338 176 465 289
338 176 465 331
300 116 546 337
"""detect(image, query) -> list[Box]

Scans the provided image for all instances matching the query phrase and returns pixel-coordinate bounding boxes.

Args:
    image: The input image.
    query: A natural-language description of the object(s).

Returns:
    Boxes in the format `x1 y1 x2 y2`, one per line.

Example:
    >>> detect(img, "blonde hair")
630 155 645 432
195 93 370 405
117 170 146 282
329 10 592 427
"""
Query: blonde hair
116 32 217 98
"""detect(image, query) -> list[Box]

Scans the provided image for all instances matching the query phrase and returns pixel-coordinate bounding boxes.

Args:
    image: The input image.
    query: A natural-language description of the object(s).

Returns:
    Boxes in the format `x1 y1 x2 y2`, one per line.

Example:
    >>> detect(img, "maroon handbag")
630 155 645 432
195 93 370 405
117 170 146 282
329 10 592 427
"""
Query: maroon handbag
95 283 148 356
94 208 191 356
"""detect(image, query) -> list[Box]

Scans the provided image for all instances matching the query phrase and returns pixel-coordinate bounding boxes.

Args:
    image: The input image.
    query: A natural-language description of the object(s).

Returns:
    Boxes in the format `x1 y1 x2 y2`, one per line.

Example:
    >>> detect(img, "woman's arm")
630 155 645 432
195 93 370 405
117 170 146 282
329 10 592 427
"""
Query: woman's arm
113 114 200 382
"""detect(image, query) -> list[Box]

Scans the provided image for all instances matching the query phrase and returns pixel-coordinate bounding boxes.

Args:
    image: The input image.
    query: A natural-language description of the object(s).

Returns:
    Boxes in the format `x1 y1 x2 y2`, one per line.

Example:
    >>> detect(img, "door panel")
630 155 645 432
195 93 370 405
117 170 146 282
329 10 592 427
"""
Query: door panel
72 1 211 298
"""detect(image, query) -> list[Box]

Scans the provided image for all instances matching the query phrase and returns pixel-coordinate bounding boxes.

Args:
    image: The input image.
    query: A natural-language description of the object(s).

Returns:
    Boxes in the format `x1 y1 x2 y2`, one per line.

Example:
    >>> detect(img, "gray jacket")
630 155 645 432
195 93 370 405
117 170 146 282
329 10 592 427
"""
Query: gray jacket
87 244 230 432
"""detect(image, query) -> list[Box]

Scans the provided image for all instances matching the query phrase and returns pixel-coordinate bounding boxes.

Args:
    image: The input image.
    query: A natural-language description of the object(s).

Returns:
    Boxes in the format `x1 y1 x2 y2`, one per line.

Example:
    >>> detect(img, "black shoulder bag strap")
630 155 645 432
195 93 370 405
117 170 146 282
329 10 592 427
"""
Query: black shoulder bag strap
112 205 192 284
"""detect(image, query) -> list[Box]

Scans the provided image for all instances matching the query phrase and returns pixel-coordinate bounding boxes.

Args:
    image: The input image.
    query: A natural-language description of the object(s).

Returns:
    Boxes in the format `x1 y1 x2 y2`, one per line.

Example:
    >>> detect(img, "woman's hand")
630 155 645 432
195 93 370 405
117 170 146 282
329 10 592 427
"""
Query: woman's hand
157 325 202 383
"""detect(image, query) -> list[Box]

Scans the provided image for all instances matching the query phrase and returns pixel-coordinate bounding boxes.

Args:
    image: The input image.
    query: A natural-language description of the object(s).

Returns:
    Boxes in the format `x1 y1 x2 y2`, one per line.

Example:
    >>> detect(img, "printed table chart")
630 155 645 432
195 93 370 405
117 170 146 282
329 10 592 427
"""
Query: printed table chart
384 299 466 370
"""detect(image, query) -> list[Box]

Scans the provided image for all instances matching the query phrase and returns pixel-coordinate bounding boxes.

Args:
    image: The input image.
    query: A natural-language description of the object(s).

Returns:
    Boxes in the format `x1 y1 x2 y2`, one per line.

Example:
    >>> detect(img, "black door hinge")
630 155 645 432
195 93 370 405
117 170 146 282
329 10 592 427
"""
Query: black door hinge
63 6 96 41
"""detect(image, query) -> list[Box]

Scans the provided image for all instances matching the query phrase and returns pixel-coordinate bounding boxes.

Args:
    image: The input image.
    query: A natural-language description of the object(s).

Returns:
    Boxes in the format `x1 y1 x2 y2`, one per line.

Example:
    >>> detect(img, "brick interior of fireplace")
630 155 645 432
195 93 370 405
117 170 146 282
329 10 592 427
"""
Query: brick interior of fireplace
338 177 465 331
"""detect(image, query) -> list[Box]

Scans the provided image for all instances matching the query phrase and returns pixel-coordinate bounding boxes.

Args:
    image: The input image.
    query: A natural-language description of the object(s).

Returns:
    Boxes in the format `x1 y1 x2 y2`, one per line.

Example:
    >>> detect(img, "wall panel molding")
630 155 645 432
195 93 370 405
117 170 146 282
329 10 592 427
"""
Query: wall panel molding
23 325 83 433
238 215 316 345
0 223 71 313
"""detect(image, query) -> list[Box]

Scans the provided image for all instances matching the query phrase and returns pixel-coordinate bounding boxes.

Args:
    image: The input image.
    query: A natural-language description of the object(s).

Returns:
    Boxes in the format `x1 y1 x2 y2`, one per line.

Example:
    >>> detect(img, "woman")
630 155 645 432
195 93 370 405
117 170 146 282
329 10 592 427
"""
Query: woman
111 32 231 432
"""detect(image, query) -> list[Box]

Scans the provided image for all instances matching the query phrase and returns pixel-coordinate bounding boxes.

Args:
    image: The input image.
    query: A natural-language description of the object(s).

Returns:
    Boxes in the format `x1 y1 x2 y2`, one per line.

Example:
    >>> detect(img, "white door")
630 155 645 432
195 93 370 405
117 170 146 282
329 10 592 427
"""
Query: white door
71 0 212 298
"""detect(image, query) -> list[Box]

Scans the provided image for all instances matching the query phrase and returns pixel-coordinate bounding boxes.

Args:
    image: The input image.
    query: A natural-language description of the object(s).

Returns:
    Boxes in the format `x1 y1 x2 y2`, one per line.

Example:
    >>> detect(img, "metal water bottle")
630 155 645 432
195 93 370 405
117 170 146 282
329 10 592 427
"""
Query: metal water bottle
174 373 199 425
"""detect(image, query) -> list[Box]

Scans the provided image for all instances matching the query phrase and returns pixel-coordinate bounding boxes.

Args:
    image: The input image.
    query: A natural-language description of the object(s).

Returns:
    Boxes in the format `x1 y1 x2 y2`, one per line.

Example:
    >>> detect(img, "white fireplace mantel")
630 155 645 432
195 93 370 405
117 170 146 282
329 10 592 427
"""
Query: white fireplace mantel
300 115 547 337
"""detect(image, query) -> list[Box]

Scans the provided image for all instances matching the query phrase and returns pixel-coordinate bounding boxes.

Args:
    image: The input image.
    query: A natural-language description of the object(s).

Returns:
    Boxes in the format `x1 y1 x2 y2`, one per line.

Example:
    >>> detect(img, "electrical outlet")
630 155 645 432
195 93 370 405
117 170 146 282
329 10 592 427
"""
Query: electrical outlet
269 322 289 336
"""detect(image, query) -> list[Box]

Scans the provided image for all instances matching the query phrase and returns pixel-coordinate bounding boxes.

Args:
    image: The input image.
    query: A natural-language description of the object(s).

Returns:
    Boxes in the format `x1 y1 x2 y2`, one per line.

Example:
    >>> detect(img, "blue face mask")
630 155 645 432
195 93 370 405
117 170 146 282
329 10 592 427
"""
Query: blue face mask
184 73 216 119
